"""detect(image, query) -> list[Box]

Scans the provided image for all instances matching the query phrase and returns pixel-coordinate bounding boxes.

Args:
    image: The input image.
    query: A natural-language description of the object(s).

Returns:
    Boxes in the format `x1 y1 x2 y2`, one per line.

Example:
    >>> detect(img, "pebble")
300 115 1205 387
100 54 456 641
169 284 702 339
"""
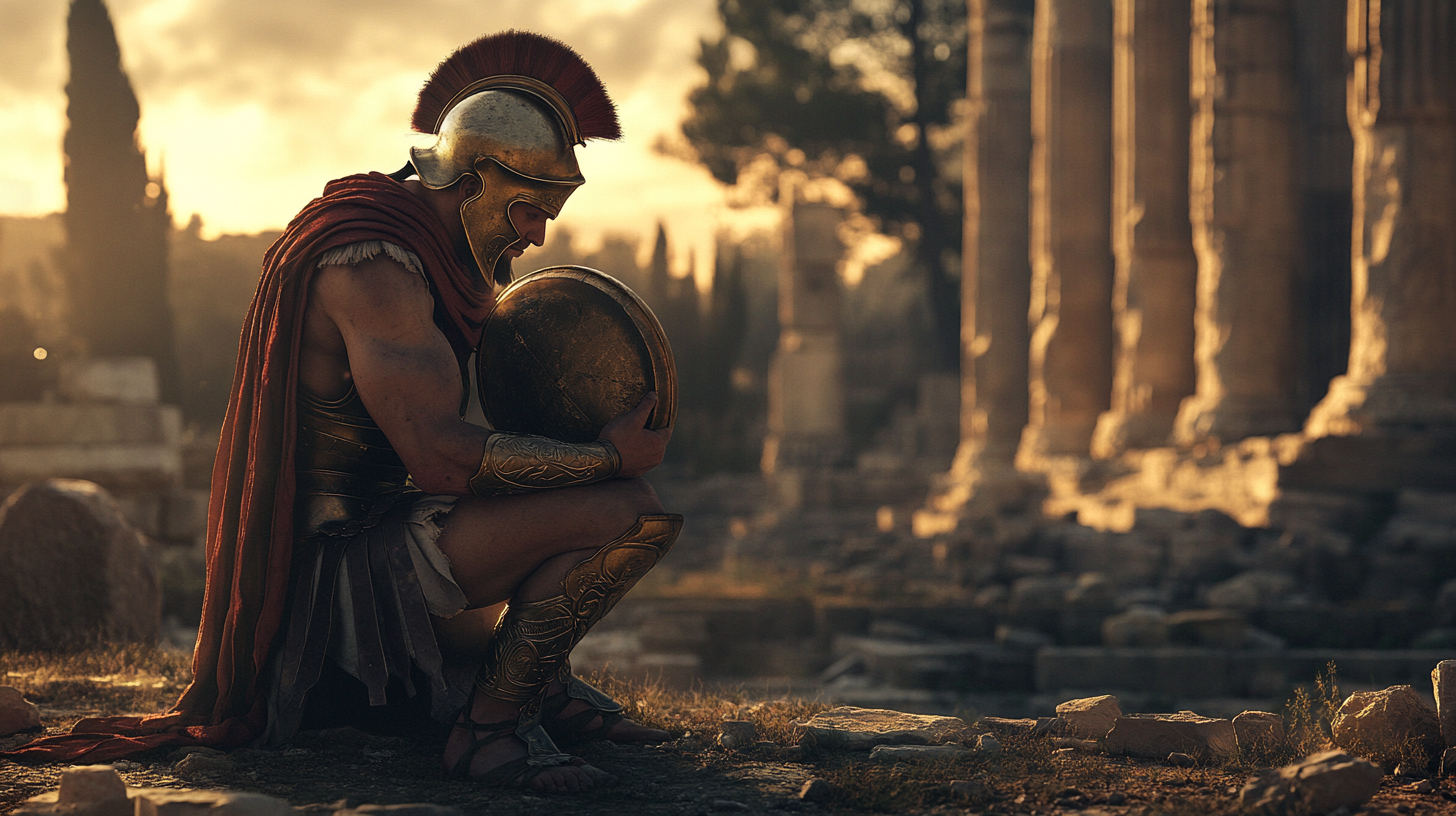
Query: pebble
174 752 236 779
1106 792 1127 805
1167 752 1195 767
798 779 835 802
718 720 757 750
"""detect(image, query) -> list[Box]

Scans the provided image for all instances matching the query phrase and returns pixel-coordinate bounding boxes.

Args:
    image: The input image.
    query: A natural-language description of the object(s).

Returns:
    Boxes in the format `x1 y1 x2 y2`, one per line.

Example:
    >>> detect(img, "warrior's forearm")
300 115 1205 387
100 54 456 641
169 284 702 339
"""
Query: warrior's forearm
467 432 621 496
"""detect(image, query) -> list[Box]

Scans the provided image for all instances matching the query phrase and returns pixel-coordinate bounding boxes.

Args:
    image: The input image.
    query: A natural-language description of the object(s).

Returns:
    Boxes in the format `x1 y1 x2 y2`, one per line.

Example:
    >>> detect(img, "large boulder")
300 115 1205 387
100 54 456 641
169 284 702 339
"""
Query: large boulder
1104 712 1237 762
1332 685 1443 768
1238 750 1383 815
0 480 160 650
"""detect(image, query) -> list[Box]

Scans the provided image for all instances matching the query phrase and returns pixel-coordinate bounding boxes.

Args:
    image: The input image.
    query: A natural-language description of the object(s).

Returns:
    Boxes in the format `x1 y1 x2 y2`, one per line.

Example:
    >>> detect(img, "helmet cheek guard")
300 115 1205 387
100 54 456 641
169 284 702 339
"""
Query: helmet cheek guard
460 159 577 285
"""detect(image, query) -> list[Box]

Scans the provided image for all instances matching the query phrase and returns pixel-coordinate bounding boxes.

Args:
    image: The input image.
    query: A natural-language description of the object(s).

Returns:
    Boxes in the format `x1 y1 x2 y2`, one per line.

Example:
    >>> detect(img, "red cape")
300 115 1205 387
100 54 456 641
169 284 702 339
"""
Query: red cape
3 173 491 762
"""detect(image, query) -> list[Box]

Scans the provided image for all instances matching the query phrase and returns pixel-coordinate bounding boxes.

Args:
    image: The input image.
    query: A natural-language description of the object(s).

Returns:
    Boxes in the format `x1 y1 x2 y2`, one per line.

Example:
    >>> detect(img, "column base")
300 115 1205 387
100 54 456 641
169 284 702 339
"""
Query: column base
1173 393 1303 447
1090 409 1178 459
1284 373 1456 492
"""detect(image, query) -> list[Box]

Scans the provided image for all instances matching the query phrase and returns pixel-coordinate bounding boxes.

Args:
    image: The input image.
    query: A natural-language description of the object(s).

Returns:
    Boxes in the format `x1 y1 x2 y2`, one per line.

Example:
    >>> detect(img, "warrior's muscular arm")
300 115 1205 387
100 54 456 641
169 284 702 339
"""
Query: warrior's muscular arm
305 257 669 495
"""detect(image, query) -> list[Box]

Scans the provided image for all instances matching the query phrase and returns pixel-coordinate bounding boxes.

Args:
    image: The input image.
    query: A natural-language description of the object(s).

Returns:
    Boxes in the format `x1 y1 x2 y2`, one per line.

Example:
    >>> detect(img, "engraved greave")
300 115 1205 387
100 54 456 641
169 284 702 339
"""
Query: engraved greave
474 513 684 764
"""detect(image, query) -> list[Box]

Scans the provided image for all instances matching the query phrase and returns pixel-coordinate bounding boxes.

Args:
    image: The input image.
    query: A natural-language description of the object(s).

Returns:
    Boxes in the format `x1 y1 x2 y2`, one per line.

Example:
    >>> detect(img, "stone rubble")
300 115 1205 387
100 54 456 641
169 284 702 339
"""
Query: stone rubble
1331 685 1443 767
1233 711 1289 759
1433 659 1456 747
1237 750 1383 816
1055 694 1121 740
1103 712 1237 762
0 684 42 736
18 766 296 816
795 706 968 749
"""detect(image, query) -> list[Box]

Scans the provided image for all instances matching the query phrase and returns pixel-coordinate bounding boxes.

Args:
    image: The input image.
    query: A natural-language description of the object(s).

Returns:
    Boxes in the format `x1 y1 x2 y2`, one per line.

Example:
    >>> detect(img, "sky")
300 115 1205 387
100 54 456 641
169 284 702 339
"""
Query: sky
0 0 772 276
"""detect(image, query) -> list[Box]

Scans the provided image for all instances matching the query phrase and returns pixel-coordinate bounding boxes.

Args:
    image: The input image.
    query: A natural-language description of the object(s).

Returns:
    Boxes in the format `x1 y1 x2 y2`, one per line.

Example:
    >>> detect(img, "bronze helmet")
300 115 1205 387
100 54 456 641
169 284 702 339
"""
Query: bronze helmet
406 32 621 284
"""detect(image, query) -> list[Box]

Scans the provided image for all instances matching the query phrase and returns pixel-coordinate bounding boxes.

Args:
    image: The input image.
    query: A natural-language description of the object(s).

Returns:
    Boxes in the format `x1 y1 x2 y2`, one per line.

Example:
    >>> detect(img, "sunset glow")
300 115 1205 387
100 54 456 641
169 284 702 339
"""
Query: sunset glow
0 0 758 274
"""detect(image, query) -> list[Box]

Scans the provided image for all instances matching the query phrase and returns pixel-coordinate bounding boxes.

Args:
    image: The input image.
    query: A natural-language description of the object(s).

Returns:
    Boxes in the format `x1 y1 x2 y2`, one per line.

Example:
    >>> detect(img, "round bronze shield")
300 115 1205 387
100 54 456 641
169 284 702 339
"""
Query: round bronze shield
476 266 677 443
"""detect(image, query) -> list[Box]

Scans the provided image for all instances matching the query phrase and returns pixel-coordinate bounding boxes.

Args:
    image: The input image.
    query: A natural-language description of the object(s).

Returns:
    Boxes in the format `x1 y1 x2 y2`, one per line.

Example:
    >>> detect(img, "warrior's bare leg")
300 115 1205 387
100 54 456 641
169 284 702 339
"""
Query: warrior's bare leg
434 478 672 792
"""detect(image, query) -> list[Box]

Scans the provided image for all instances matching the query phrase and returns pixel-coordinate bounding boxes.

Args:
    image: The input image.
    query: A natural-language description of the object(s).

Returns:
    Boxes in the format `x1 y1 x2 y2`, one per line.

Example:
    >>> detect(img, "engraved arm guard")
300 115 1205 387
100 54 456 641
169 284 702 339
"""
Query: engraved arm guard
468 432 621 496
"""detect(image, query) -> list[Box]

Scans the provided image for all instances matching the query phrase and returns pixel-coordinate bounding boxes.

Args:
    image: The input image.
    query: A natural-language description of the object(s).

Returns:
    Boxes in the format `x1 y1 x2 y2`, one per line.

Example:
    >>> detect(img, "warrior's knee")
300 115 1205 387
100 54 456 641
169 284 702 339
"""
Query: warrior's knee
612 477 665 517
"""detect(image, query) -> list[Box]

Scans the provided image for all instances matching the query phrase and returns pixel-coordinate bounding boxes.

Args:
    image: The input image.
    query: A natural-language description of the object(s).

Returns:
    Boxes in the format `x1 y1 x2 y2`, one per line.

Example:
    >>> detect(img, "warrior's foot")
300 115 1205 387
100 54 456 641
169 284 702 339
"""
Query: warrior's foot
542 679 670 746
444 697 615 793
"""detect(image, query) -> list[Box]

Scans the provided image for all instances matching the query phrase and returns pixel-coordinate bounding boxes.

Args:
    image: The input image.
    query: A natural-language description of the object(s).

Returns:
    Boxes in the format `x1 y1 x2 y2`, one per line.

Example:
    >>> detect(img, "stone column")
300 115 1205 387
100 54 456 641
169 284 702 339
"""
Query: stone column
1288 0 1456 491
763 200 847 476
1091 0 1198 457
1018 0 1115 463
959 0 1035 470
1174 0 1303 445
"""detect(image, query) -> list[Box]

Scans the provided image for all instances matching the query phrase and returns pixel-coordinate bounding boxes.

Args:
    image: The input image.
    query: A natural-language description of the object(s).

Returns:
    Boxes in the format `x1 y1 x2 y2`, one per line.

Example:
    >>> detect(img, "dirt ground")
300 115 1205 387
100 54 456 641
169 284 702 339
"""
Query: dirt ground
3 650 1456 814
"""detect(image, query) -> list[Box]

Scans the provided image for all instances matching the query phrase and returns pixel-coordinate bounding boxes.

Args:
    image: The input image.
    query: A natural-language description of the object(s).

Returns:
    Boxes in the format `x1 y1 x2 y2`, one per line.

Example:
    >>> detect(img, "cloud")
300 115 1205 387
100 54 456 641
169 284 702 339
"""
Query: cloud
1 0 740 274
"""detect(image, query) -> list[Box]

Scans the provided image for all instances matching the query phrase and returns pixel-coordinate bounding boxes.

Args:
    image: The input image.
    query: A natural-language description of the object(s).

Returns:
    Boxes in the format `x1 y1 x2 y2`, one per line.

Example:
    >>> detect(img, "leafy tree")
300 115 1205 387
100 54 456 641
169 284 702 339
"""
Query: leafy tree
679 0 967 370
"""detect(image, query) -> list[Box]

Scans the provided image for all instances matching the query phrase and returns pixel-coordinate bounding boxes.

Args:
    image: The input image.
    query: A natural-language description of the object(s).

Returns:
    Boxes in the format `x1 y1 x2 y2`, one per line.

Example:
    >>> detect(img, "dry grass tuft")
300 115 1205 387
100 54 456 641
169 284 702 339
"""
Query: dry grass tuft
1284 660 1340 758
583 670 829 745
0 643 192 715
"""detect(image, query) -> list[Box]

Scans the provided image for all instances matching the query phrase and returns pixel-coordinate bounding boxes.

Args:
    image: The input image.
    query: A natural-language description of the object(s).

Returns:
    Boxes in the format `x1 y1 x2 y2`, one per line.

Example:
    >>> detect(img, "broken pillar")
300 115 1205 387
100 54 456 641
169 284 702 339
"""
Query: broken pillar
763 199 848 495
1288 0 1456 491
1018 0 1116 463
1174 0 1303 445
1091 0 1198 457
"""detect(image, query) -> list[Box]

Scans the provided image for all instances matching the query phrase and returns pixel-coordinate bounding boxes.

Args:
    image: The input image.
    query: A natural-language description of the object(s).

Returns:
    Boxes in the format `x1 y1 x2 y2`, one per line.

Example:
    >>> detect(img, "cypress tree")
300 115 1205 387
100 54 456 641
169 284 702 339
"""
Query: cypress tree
63 0 178 401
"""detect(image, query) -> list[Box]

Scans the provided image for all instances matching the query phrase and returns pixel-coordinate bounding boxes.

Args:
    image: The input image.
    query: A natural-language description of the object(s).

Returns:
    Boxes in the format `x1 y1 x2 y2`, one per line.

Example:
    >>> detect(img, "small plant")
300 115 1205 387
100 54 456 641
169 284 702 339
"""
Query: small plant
1284 661 1340 758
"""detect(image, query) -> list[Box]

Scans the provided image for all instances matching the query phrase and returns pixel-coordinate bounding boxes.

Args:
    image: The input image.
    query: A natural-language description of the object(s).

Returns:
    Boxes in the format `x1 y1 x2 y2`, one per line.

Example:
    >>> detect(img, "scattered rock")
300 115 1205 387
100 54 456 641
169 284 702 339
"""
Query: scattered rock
0 685 42 735
948 780 986 800
1404 780 1434 794
1056 695 1121 740
1238 750 1383 816
173 752 236 779
1104 712 1237 762
132 789 295 816
0 480 161 650
20 781 295 816
1166 609 1248 648
1433 660 1456 748
975 734 1002 756
58 766 129 805
1052 737 1102 753
718 720 757 749
1167 752 1196 767
1234 711 1289 759
338 807 463 816
978 716 1061 737
795 706 968 749
1101 606 1168 647
869 744 970 762
1331 685 1443 767
1206 570 1296 611
798 778 835 802
1106 792 1127 805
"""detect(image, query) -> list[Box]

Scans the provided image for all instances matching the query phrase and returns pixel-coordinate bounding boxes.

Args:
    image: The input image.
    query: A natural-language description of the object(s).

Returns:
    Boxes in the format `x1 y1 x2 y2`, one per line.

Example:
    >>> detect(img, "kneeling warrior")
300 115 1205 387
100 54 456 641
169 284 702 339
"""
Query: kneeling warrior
2 31 678 795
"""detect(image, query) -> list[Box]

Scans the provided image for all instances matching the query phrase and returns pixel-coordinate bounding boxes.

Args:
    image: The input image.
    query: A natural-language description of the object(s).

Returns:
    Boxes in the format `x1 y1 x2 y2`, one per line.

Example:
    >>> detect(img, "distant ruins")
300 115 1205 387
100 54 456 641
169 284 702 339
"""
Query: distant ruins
919 0 1453 531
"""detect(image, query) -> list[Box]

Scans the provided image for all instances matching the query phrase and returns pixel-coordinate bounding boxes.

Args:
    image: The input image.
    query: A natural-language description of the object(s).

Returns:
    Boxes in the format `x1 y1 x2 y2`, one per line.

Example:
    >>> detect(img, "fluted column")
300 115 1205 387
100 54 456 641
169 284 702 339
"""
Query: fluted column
1174 0 1302 445
1289 0 1456 490
1091 0 1198 457
1018 0 1115 463
960 0 1035 470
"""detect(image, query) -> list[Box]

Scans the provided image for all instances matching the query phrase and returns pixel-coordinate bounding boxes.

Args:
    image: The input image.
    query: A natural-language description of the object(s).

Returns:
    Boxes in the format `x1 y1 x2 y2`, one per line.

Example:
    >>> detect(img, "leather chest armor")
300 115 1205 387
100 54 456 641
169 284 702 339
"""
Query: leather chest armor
295 384 414 536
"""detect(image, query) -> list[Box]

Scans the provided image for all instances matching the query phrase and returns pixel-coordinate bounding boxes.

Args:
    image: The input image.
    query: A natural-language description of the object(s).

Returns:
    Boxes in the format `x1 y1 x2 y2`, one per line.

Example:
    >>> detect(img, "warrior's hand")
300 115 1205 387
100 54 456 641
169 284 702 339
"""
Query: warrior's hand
600 392 671 478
